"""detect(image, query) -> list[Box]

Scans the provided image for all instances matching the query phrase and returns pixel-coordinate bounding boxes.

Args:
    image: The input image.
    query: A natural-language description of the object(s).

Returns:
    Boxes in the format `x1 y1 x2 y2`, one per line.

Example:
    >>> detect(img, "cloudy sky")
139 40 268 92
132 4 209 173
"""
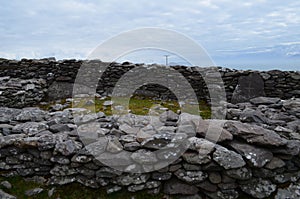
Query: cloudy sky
0 0 300 70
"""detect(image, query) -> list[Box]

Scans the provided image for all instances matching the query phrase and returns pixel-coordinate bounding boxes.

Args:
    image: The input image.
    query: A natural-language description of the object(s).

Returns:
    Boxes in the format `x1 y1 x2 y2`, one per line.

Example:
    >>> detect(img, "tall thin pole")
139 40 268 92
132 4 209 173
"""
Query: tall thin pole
164 55 169 66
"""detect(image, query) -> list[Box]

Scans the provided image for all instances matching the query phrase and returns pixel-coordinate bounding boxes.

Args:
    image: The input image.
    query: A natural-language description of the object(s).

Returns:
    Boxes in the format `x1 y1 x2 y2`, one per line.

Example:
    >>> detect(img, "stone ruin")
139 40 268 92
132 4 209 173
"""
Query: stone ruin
0 58 300 198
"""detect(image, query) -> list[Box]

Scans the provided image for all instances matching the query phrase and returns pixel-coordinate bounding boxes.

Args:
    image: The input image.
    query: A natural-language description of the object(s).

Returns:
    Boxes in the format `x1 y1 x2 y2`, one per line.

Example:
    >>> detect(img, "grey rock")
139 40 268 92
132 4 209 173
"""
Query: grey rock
115 173 149 186
231 73 265 104
47 82 73 100
163 178 199 195
47 176 76 185
229 141 273 168
225 167 252 180
206 189 239 199
49 124 70 133
275 183 300 199
14 108 47 122
196 119 233 142
106 137 123 153
151 172 172 181
265 157 286 169
196 180 218 192
225 121 287 146
208 172 222 184
131 149 158 165
55 140 82 156
146 181 161 189
178 194 202 199
250 97 281 105
176 124 196 137
103 100 114 106
239 108 268 124
272 140 300 156
96 167 122 178
12 122 48 136
0 181 12 189
0 189 16 199
0 124 14 136
0 107 21 123
124 142 140 151
76 175 99 188
240 178 276 199
213 145 245 169
128 184 145 192
182 152 211 165
71 154 92 163
25 188 44 196
106 185 122 194
97 151 133 167
159 110 179 123
50 165 76 176
48 187 55 197
175 169 207 183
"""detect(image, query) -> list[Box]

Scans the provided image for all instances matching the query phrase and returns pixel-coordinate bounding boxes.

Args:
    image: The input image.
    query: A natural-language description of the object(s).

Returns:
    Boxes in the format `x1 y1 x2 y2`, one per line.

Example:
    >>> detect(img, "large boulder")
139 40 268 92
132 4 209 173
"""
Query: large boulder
231 73 265 104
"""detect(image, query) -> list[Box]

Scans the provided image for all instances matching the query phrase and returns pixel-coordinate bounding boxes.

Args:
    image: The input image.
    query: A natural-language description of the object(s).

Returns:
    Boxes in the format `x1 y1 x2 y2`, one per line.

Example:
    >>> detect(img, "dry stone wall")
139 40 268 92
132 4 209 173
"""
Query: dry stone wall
0 58 299 108
0 97 300 198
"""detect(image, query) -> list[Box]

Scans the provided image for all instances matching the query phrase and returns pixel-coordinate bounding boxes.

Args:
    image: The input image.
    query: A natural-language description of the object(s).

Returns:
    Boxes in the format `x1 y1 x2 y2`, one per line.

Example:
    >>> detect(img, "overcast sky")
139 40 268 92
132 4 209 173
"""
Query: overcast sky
0 0 300 70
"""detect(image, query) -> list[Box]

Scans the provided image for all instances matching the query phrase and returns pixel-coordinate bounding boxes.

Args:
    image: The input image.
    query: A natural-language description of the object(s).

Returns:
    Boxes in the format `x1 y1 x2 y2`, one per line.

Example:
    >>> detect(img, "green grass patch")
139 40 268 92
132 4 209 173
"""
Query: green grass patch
40 96 211 119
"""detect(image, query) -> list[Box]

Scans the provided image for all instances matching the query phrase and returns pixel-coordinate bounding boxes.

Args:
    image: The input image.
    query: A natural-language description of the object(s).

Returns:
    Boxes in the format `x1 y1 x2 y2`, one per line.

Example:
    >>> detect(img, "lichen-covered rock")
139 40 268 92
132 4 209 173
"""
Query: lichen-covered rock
225 167 252 180
131 149 158 165
225 121 287 146
275 183 300 199
229 141 273 167
213 146 246 169
175 169 207 183
240 178 276 198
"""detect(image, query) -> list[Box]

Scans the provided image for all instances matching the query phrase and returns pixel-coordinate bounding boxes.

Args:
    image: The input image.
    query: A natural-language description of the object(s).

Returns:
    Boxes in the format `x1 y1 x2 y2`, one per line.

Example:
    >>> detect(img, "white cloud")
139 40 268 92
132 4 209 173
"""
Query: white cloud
0 0 299 69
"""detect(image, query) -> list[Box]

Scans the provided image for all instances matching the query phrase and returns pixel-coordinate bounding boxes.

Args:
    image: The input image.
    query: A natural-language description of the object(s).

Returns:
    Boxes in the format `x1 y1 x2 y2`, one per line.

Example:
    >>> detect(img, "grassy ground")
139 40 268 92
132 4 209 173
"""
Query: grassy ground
0 176 171 199
41 95 211 119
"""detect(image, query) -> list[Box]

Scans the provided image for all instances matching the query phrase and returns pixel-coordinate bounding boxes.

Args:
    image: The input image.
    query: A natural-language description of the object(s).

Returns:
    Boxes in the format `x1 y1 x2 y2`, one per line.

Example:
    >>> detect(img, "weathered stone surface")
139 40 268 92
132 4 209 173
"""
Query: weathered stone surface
231 73 265 104
24 188 43 196
240 178 276 199
131 149 158 165
213 146 246 169
47 82 73 100
0 181 12 189
239 108 268 124
0 107 21 123
225 121 287 146
163 178 199 195
275 183 300 199
229 141 273 168
115 174 149 186
49 124 70 133
250 97 281 105
175 169 207 183
196 120 233 142
225 167 252 180
55 140 82 156
265 157 286 170
159 110 179 123
12 122 48 136
14 108 46 122
0 189 16 199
